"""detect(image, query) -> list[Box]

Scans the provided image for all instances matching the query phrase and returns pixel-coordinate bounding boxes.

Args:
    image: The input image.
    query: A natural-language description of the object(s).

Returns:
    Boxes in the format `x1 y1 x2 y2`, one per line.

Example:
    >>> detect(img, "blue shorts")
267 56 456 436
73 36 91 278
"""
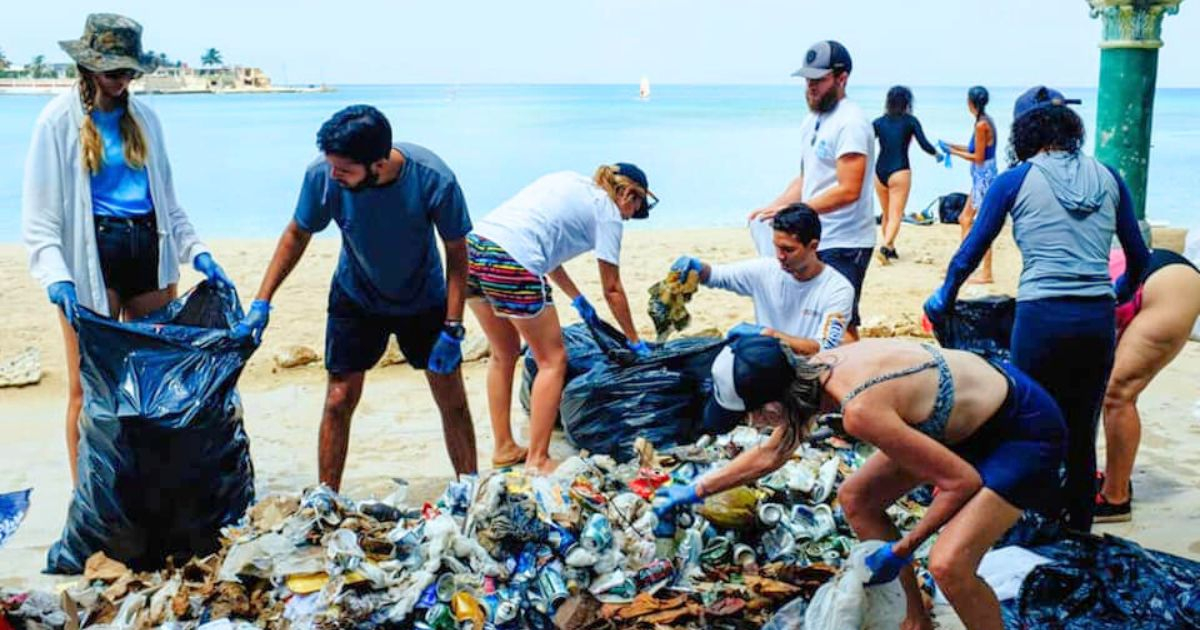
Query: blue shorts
819 247 872 327
953 360 1067 516
325 285 444 374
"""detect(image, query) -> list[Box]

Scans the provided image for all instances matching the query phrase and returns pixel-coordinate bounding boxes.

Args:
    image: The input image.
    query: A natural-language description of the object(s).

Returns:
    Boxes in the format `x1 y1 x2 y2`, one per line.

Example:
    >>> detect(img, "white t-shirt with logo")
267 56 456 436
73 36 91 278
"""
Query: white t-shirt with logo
473 171 624 276
798 98 876 250
706 258 855 350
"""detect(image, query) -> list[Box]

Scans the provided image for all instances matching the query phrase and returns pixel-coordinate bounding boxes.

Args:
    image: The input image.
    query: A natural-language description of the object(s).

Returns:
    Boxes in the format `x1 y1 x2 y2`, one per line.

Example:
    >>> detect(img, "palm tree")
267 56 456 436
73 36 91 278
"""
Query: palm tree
0 48 10 70
28 54 48 79
201 48 223 67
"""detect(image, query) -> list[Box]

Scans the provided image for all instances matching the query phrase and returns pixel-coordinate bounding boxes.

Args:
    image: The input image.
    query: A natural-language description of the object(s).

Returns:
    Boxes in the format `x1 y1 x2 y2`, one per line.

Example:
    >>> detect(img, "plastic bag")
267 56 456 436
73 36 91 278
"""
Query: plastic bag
1 488 32 550
552 321 726 460
519 323 612 414
802 540 906 629
937 192 968 224
932 295 1015 361
46 282 257 573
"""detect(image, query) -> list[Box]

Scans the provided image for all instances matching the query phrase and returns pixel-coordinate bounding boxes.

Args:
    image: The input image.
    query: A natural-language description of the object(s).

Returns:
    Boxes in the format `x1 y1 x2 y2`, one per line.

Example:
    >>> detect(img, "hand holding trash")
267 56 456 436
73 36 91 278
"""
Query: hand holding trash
670 256 704 276
571 295 600 327
47 281 79 326
923 289 951 332
193 252 236 290
652 483 702 518
427 327 464 374
726 322 765 340
231 299 270 343
864 543 911 585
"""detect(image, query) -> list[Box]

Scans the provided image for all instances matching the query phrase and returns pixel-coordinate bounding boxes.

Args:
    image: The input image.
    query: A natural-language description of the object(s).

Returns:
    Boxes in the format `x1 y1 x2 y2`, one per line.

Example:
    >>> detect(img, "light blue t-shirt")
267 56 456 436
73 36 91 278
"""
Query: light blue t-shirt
294 143 471 316
89 108 154 218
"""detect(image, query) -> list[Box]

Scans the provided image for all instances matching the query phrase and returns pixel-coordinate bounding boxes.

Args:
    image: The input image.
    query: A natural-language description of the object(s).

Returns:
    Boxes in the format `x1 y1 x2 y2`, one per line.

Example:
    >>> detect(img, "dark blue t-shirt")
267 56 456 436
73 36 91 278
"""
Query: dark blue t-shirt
294 143 471 316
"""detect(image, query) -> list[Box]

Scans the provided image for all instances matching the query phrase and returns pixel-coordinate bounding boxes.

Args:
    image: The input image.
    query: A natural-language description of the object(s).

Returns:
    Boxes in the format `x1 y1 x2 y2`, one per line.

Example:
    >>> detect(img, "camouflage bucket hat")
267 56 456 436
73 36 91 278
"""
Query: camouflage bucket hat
59 13 158 75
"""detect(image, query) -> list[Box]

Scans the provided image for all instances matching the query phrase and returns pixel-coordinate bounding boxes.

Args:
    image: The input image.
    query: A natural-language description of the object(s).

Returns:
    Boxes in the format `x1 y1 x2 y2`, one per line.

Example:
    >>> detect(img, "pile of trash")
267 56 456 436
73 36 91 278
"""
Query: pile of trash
2 428 935 629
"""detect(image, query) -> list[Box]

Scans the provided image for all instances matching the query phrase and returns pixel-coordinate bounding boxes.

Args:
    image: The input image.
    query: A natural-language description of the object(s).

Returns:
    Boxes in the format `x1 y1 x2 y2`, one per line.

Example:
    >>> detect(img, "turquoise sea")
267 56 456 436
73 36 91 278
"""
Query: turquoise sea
1 84 1196 242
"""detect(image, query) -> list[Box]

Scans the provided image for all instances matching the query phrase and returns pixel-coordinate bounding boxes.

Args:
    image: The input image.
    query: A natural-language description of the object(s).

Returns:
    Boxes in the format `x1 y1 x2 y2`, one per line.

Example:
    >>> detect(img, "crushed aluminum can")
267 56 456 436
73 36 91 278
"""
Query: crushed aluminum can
434 572 457 603
757 502 785 528
424 602 455 630
634 558 674 590
760 525 796 562
536 562 569 610
732 543 757 567
547 524 577 557
580 513 613 552
701 536 731 566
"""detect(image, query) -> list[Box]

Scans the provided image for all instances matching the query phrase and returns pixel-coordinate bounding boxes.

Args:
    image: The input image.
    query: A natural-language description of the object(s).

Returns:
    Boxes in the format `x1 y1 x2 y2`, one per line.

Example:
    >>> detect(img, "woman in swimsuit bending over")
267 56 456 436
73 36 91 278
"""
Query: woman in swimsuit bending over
655 336 1066 630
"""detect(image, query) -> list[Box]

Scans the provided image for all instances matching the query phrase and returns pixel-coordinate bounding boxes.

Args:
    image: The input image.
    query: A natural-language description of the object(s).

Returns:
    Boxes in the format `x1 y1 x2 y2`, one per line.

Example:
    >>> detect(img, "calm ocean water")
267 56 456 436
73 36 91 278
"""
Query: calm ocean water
2 84 1196 242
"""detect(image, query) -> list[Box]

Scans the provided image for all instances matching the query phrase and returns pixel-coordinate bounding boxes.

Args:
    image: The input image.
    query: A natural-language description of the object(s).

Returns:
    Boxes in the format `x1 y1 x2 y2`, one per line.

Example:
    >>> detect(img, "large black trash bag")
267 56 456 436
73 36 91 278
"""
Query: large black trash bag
46 282 257 574
932 295 1015 361
519 323 611 413
1000 533 1200 629
938 192 968 224
556 320 727 460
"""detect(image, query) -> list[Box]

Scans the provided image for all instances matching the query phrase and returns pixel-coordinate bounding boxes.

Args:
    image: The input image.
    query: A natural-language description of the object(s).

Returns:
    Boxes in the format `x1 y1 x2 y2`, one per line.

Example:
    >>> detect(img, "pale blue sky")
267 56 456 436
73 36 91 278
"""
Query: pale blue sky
4 1 1198 87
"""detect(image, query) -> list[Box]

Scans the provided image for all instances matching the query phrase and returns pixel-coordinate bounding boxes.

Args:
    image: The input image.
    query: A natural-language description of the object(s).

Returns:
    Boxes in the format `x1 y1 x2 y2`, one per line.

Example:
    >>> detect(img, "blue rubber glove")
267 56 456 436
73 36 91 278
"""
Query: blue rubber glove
427 329 464 375
726 322 765 340
571 295 600 326
670 256 704 276
47 281 79 326
193 253 235 290
923 290 951 332
864 543 911 585
231 299 271 343
652 484 702 518
626 339 651 358
937 140 953 168
1113 274 1132 304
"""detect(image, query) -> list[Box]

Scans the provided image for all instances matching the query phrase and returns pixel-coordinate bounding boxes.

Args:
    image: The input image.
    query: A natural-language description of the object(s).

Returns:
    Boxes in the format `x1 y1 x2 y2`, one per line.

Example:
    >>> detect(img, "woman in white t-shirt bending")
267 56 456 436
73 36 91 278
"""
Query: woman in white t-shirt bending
467 163 657 474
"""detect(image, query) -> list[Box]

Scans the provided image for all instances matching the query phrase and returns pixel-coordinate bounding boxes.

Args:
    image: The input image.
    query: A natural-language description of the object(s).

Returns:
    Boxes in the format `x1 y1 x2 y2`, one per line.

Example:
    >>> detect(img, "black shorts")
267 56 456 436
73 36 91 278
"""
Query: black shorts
95 214 159 301
819 247 872 327
325 285 445 374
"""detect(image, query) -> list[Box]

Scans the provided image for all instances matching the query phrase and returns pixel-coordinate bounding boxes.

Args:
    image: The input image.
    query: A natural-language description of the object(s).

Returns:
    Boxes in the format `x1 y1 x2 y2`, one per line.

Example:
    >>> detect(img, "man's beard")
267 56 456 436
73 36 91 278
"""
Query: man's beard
809 88 840 114
344 169 379 192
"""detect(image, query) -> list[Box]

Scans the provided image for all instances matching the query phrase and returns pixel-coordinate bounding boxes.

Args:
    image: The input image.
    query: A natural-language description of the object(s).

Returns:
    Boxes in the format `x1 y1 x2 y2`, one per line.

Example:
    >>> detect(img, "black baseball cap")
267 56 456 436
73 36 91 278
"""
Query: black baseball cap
613 162 658 219
791 40 853 79
1013 86 1082 122
710 336 796 412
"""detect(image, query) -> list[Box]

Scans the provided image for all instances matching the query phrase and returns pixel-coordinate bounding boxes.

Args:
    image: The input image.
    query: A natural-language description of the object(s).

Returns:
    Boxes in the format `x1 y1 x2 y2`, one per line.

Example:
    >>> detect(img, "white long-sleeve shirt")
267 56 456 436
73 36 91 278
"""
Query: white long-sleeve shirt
22 87 208 314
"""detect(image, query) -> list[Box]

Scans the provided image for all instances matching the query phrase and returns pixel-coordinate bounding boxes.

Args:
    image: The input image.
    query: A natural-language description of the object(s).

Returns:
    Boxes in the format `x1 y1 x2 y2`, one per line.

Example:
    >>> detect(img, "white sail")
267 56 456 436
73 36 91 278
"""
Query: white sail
639 76 650 100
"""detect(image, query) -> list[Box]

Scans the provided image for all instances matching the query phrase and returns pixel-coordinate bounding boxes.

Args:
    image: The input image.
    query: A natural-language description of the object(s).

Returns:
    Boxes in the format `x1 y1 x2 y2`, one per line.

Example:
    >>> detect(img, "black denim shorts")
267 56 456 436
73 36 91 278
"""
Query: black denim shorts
94 214 160 301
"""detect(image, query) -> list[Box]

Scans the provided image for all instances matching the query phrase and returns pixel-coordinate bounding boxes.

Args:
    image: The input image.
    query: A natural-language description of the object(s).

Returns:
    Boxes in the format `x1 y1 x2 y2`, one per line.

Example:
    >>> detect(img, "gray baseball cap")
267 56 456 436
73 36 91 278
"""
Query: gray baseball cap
791 40 852 79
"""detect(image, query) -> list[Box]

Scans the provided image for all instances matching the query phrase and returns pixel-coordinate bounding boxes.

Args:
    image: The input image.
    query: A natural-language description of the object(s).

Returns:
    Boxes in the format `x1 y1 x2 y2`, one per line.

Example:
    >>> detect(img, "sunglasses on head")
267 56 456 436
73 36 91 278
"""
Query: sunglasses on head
100 68 141 80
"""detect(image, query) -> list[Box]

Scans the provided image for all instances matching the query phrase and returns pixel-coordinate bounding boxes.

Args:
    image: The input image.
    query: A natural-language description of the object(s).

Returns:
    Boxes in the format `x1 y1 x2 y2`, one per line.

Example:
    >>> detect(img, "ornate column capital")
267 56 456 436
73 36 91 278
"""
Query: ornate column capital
1088 0 1184 48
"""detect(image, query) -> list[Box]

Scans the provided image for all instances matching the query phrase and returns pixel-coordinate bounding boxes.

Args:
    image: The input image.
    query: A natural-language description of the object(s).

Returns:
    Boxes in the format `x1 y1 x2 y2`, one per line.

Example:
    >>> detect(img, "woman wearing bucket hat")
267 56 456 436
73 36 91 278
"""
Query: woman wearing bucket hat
22 13 235 485
466 164 656 474
923 86 1150 532
655 335 1067 630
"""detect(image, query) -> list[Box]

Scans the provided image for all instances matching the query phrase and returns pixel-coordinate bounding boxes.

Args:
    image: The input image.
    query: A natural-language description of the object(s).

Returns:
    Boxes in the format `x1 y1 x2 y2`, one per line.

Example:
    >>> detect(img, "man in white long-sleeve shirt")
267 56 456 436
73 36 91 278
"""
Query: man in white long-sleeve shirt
672 203 854 356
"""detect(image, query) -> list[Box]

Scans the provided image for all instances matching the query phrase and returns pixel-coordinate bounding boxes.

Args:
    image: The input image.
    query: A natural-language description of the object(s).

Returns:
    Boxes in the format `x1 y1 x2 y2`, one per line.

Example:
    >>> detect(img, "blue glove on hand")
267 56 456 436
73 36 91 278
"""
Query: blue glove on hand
652 483 702 518
670 256 704 276
923 290 951 331
193 253 235 290
937 141 953 168
231 299 271 343
626 339 652 358
1113 274 1132 304
427 328 464 375
727 322 765 340
47 281 79 326
864 543 911 585
571 295 600 326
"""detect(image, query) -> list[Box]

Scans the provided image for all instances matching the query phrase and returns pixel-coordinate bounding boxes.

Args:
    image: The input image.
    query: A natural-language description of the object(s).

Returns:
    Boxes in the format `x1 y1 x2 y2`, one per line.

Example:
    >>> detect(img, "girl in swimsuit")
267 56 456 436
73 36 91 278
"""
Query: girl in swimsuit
1097 249 1200 522
943 86 998 284
872 86 941 265
655 336 1066 630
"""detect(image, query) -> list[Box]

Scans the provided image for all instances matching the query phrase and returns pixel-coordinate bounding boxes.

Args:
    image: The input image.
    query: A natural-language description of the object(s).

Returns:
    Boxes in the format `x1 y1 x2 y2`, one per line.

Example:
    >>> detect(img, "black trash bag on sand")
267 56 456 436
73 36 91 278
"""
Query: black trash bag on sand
530 320 726 461
46 282 257 574
1001 532 1200 629
931 294 1015 361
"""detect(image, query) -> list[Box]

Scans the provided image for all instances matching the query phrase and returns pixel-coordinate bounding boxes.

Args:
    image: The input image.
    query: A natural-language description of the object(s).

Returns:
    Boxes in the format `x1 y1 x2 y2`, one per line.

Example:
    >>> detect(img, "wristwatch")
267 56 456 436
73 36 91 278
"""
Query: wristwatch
443 321 466 340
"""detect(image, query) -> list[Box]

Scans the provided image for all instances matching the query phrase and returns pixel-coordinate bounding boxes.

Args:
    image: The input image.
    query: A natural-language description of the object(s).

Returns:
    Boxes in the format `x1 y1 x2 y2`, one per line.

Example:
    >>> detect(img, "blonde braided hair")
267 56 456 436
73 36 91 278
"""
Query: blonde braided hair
77 68 148 175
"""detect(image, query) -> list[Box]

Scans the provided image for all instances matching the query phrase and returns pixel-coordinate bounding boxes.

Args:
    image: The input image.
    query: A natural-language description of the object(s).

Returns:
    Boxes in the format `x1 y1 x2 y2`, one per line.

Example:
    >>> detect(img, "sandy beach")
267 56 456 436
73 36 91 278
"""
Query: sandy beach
2 223 1198 608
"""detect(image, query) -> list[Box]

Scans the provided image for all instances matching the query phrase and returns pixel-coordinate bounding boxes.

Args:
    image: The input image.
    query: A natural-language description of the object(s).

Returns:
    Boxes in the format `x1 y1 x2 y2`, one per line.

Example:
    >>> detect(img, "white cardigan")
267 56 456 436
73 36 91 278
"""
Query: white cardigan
21 88 209 314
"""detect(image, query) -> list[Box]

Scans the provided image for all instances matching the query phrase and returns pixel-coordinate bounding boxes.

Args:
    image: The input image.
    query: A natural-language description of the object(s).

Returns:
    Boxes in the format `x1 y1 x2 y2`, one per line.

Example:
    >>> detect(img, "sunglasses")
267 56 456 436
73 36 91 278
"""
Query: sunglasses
100 68 142 81
641 189 659 212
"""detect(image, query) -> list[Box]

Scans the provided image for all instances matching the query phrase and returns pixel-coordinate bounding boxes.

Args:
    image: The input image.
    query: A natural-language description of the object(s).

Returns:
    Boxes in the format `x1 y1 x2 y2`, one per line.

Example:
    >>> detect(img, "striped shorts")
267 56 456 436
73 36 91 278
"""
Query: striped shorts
467 234 553 318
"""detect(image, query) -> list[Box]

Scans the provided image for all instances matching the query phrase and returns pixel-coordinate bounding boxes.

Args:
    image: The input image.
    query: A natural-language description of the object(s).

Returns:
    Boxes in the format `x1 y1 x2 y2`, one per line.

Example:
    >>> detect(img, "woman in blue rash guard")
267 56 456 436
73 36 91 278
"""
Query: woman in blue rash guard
924 86 1149 532
872 86 941 264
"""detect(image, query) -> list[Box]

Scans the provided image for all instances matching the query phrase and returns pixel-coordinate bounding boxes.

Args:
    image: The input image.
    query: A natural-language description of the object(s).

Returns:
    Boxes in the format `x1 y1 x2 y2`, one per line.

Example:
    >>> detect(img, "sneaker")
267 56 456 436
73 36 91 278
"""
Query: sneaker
1094 492 1131 523
886 247 899 261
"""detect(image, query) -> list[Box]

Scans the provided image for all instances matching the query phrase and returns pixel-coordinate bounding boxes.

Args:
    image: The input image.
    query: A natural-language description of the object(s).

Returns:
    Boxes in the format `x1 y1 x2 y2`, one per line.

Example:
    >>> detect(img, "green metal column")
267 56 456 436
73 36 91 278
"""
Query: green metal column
1088 0 1183 237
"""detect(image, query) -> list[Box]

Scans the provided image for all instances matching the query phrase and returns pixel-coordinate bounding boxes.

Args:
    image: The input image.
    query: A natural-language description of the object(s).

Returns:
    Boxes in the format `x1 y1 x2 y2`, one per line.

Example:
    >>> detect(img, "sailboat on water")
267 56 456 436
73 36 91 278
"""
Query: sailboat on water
639 76 650 101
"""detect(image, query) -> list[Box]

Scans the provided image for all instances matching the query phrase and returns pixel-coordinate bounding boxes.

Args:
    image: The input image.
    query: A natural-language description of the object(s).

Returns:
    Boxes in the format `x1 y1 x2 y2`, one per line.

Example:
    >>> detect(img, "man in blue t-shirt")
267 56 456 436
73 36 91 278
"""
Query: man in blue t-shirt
233 105 477 488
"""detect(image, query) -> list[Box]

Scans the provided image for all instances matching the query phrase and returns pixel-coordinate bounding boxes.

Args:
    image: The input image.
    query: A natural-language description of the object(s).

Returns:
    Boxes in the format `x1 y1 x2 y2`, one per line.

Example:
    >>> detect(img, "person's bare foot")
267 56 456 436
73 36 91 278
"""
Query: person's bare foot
967 273 994 285
525 456 560 477
900 613 935 630
491 444 528 469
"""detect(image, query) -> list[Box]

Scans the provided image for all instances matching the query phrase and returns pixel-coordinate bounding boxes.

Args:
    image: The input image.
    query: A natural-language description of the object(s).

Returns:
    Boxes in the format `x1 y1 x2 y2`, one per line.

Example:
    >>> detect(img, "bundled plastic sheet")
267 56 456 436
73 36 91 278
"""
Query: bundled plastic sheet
932 295 1015 361
46 282 257 574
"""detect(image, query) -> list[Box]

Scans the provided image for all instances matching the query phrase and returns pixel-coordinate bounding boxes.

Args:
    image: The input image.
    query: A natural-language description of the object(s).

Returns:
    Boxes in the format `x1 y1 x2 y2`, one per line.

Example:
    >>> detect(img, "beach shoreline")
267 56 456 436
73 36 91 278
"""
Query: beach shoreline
2 225 1198 613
